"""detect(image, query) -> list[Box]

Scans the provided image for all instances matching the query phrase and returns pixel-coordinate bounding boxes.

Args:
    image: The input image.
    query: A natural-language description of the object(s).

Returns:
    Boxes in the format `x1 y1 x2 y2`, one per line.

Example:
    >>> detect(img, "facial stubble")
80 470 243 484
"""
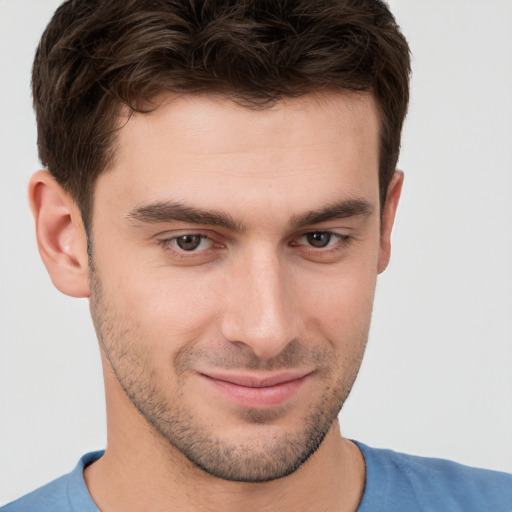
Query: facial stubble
90 270 368 483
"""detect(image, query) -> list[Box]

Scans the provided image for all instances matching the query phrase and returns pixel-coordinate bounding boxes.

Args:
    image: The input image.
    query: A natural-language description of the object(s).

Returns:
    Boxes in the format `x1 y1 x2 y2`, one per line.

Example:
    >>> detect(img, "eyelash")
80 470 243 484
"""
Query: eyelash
157 231 352 260
293 232 351 250
157 233 218 258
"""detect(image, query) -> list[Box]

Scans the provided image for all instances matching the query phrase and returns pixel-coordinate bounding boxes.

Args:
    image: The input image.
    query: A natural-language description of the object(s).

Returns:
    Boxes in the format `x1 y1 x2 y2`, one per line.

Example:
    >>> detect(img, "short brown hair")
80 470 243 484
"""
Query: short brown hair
32 0 411 229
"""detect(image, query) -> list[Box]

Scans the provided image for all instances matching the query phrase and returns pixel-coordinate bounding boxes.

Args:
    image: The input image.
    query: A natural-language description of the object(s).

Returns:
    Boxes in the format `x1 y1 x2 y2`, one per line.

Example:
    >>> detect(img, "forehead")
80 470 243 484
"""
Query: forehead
117 90 379 159
98 91 380 222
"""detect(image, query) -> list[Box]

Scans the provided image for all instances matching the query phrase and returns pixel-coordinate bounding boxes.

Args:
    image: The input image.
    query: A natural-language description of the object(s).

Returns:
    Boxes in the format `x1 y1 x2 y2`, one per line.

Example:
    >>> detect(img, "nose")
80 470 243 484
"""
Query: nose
220 245 300 361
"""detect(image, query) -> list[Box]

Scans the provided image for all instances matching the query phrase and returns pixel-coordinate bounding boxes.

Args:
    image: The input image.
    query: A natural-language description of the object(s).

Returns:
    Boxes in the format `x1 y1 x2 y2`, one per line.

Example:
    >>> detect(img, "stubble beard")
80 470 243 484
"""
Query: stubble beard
90 271 368 483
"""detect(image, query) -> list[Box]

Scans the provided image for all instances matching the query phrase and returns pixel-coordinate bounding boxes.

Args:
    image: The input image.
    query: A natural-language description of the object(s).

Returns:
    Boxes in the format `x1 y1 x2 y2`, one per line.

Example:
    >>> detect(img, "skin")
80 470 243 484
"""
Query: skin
30 90 403 512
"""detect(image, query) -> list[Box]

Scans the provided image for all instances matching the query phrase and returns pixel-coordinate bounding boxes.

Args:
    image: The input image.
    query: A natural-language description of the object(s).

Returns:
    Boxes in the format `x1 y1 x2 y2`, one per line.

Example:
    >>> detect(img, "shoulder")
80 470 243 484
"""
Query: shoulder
354 441 512 512
2 474 70 512
1 452 103 512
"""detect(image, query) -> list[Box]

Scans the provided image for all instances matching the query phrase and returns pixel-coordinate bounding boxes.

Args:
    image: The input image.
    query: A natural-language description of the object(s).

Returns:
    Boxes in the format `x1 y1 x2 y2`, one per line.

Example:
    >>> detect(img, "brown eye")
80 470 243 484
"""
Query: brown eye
175 235 203 251
305 232 332 248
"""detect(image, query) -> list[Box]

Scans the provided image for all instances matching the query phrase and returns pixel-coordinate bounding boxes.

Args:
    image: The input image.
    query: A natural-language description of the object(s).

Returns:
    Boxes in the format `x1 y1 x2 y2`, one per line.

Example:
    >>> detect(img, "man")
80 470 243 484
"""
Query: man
2 0 511 510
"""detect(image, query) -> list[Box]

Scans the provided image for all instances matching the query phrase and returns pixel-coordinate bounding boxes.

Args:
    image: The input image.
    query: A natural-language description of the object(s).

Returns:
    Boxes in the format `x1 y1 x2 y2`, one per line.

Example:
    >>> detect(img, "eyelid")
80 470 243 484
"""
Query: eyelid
293 230 351 245
289 230 353 263
157 231 220 255
173 234 214 251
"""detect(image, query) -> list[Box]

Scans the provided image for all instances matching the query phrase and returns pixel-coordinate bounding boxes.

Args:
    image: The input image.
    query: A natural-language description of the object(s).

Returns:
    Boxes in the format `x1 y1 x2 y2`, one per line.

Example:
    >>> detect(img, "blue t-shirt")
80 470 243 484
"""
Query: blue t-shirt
3 443 512 511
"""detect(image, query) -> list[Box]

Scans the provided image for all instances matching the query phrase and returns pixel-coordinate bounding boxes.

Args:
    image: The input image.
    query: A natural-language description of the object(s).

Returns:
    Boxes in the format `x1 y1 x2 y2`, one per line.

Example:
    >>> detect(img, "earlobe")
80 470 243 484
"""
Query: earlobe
377 170 404 274
29 170 90 298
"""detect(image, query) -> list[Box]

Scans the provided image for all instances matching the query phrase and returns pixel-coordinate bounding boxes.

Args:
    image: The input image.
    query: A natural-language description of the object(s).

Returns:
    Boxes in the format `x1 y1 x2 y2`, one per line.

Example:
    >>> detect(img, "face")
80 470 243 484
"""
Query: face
89 91 388 482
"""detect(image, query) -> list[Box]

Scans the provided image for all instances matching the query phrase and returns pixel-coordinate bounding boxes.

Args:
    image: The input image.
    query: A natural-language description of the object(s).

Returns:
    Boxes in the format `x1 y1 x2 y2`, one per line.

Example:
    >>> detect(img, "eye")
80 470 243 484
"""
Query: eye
297 231 344 248
161 234 214 252
290 231 352 262
175 234 207 251
303 232 334 248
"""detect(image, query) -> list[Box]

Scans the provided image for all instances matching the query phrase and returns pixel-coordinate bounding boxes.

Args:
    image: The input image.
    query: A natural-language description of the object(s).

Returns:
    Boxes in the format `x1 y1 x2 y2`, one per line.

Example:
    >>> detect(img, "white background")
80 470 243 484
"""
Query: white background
1 0 511 505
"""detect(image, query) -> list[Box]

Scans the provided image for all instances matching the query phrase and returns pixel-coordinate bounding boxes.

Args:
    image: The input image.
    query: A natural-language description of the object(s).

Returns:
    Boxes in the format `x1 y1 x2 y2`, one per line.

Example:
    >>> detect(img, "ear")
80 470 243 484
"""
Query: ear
29 170 90 297
377 170 404 274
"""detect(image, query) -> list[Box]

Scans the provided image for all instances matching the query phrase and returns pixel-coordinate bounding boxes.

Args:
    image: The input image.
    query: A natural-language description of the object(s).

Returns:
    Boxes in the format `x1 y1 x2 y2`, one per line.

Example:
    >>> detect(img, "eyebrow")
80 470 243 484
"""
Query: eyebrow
126 197 374 231
289 198 374 228
127 201 245 232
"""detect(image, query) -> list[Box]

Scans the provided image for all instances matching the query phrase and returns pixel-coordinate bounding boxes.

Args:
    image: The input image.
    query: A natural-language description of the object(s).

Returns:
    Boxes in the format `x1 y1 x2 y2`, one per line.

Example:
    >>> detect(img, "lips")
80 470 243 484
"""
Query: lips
199 371 312 408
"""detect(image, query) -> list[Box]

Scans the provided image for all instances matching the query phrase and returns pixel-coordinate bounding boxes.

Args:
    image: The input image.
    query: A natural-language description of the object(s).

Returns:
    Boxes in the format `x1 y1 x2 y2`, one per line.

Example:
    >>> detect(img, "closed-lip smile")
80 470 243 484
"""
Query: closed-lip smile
199 371 313 408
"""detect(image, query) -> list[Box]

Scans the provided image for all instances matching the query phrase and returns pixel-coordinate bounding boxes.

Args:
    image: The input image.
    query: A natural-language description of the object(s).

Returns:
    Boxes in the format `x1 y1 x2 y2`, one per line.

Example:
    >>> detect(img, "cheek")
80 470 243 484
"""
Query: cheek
98 260 225 353
299 261 377 344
